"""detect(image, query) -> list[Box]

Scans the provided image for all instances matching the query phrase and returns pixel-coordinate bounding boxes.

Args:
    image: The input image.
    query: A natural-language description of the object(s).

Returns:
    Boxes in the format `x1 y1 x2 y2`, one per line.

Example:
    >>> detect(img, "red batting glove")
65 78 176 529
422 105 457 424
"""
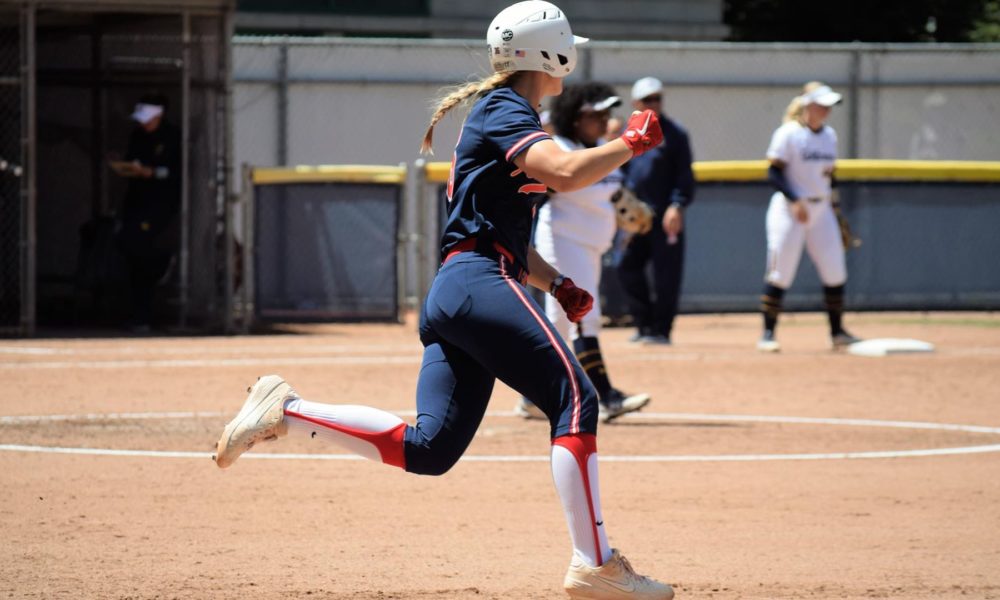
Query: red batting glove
620 109 663 157
553 277 594 323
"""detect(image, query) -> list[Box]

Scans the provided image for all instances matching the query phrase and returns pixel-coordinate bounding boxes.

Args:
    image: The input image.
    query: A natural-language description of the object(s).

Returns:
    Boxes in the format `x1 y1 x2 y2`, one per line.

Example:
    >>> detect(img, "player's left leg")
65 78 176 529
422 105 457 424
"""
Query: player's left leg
760 192 806 351
807 205 860 347
555 436 674 599
441 254 611 569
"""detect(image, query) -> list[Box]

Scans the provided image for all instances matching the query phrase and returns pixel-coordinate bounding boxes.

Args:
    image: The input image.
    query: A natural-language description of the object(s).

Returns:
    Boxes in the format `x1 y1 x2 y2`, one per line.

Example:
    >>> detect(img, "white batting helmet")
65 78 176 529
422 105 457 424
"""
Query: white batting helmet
486 1 588 78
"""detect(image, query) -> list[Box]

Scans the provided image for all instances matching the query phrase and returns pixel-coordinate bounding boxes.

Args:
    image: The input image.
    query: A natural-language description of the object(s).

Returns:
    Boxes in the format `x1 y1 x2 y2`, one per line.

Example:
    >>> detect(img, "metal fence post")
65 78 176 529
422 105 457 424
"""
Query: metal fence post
21 2 35 337
278 41 288 166
396 161 409 322
178 10 191 329
412 158 431 313
848 43 861 159
222 10 236 334
402 157 420 311
242 164 255 334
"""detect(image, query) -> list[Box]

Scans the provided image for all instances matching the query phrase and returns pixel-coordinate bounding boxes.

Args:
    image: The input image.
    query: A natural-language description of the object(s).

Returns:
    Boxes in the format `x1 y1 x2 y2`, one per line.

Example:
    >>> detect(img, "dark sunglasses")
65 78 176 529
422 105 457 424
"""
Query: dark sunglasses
640 94 662 104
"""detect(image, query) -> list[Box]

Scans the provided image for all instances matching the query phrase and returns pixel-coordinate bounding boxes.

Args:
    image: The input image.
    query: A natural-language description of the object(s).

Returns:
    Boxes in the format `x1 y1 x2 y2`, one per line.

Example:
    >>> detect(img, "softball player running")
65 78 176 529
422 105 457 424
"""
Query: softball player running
519 81 651 422
758 81 861 352
214 2 673 598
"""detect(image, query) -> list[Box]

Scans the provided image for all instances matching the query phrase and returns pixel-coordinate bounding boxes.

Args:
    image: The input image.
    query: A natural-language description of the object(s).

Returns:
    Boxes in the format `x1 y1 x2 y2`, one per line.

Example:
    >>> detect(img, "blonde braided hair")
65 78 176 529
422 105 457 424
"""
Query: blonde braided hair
420 70 519 154
782 80 825 124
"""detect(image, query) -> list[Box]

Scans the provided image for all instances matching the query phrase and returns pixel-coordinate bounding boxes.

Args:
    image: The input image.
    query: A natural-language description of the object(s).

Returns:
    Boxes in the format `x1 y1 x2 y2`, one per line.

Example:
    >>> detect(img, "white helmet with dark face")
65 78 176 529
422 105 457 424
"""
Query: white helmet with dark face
486 1 588 78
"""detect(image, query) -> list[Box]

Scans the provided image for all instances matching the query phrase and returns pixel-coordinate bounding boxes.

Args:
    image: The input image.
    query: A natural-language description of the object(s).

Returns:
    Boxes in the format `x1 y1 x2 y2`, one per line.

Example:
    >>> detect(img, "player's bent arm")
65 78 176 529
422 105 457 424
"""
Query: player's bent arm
516 138 632 193
525 245 561 292
767 160 799 202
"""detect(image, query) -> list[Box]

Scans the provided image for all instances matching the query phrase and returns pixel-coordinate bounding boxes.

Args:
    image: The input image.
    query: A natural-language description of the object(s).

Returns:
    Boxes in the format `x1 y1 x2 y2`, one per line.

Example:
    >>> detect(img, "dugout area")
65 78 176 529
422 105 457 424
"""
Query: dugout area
0 0 235 336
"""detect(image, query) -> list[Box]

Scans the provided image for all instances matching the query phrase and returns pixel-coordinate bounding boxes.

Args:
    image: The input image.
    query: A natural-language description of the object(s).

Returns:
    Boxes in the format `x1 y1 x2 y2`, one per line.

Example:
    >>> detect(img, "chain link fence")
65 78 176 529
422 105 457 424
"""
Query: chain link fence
4 4 234 337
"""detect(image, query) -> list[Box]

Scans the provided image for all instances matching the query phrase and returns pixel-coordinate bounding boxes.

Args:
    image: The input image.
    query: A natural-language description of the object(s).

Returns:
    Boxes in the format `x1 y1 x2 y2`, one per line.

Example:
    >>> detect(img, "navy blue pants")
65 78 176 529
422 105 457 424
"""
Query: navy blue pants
405 251 599 475
618 226 685 339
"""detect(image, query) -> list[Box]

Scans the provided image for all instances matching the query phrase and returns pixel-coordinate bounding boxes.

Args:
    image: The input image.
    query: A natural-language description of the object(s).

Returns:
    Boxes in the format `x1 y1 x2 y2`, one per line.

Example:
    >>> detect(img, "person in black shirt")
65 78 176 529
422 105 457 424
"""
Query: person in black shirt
618 77 696 345
111 94 181 332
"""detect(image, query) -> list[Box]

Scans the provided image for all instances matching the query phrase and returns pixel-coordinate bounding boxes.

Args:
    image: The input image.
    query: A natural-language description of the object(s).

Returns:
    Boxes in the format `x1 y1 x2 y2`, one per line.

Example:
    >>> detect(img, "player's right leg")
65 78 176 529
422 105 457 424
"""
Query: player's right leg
757 283 785 353
214 260 495 473
648 225 684 344
616 230 655 342
760 192 806 352
213 374 412 471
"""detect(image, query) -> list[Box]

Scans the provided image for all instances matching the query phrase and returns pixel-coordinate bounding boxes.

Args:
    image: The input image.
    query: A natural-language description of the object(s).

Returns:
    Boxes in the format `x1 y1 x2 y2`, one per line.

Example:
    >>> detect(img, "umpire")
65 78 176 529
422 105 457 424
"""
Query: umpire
618 77 695 345
113 93 181 332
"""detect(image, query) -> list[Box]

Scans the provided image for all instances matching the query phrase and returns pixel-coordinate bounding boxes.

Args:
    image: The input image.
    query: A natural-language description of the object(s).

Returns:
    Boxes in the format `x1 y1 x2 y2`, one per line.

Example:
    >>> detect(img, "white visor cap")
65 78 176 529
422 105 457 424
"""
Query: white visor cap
131 103 164 124
580 95 621 113
799 85 842 107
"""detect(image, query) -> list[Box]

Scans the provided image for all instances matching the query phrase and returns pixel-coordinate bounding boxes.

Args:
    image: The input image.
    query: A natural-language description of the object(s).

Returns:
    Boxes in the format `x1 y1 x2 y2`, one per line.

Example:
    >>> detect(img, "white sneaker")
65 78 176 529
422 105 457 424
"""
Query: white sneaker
564 548 674 599
831 330 862 349
756 330 780 353
214 375 298 469
599 389 651 423
515 397 547 420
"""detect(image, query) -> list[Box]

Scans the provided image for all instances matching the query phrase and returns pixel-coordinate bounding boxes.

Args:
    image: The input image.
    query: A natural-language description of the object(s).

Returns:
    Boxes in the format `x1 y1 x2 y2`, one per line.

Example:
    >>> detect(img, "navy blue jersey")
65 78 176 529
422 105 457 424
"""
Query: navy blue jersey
442 87 551 273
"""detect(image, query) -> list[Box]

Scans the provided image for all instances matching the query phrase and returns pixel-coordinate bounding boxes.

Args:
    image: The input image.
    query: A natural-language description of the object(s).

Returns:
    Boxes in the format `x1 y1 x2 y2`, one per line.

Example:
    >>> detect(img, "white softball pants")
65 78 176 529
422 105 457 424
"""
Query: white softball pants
764 192 847 289
534 232 605 342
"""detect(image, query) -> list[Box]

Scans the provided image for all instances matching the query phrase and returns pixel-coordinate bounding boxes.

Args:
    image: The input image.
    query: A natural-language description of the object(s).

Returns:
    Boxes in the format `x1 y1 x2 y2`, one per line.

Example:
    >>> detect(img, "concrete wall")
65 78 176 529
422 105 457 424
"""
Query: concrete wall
232 39 1000 181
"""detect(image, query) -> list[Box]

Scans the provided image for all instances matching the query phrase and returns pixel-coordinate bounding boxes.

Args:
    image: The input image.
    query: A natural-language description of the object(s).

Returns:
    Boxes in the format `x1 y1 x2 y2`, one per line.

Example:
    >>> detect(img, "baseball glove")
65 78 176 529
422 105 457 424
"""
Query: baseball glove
610 187 653 235
832 201 862 250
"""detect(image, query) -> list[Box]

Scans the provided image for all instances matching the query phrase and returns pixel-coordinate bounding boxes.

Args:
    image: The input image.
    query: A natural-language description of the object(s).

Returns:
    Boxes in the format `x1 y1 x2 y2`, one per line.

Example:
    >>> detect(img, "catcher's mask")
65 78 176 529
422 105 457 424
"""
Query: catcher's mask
487 1 588 78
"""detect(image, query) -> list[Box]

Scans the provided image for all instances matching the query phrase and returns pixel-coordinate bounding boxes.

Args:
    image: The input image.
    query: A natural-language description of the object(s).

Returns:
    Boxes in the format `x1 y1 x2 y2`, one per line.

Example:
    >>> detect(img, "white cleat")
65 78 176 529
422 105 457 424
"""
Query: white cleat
214 375 298 469
599 389 651 423
564 548 674 599
757 330 780 353
515 397 547 420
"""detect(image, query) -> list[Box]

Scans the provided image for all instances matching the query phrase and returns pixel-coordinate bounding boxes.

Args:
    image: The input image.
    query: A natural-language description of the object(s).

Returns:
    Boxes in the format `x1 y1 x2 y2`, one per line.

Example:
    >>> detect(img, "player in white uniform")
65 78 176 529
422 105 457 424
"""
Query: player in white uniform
758 82 861 352
518 82 651 422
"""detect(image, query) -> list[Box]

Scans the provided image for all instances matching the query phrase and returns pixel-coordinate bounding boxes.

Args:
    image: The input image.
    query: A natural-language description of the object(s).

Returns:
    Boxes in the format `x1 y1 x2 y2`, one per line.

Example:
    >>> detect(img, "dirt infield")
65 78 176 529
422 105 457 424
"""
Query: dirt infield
3 312 999 599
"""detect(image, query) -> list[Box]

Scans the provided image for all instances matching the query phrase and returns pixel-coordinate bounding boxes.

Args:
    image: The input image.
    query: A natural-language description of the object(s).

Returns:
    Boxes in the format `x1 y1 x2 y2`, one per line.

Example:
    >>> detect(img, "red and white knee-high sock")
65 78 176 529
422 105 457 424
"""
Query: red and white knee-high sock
551 433 611 567
283 398 406 469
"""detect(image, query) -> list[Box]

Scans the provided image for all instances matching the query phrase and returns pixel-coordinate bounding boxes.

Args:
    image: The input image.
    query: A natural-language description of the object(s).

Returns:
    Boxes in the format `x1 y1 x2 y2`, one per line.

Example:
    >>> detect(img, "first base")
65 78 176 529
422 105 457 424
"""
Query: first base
847 338 936 357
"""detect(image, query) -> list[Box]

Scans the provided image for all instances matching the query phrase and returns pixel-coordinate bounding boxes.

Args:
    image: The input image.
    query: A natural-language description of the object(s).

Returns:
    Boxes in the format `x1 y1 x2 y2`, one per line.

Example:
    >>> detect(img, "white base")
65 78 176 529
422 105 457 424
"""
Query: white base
847 338 936 357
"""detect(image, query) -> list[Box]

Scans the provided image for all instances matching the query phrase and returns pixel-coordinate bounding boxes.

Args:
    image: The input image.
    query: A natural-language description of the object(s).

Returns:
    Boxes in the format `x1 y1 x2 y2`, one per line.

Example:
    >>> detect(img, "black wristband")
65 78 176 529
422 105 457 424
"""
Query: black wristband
549 274 566 295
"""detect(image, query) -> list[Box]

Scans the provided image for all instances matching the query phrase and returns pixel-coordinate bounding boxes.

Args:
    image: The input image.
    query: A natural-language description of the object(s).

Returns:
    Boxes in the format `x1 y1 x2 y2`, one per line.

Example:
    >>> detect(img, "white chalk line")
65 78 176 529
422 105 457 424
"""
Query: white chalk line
3 410 1000 462
0 355 425 369
3 443 1000 462
6 346 1000 370
0 343 420 357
